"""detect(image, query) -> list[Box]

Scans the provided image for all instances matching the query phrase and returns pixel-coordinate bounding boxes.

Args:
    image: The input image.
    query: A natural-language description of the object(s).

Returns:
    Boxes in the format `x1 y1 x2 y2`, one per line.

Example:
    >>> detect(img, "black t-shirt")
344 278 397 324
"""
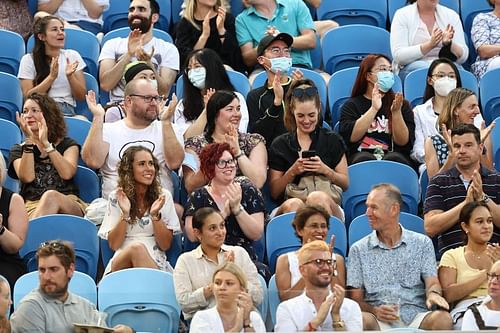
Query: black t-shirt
339 95 415 159
8 137 80 201
268 127 347 185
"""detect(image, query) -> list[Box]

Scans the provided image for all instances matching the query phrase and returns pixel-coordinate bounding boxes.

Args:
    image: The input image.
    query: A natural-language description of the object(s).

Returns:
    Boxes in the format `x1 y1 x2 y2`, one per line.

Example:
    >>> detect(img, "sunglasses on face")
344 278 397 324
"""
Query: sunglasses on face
302 258 334 267
292 86 318 98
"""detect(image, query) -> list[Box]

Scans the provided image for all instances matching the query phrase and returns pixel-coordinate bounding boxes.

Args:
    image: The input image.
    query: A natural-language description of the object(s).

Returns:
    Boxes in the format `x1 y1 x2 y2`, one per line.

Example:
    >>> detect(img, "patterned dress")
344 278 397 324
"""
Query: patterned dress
471 12 500 78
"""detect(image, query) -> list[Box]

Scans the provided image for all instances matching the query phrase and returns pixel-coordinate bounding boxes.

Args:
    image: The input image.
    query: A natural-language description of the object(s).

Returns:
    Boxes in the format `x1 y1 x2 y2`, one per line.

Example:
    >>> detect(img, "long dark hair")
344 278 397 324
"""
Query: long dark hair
32 16 64 86
423 58 462 103
204 90 239 139
24 92 66 143
182 49 235 122
117 146 162 222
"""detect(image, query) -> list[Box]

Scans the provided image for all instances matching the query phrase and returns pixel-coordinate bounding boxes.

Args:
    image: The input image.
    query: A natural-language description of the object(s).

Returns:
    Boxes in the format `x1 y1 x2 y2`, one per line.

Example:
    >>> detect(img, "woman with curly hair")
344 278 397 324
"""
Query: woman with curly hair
8 92 85 218
98 146 180 275
18 15 86 116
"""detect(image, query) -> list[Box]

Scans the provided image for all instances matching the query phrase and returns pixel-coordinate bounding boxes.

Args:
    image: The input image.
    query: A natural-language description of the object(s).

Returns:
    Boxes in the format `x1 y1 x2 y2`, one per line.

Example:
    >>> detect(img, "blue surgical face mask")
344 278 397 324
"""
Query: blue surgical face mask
188 67 206 90
268 56 292 73
376 71 395 93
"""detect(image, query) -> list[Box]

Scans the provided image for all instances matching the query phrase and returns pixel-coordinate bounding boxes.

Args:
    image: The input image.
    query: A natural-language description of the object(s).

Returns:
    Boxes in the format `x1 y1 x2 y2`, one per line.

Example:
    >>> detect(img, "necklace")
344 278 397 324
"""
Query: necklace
466 247 485 260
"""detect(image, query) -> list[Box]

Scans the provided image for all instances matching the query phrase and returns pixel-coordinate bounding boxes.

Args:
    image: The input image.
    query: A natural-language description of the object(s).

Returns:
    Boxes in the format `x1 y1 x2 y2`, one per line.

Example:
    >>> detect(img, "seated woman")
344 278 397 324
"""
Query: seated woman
175 0 245 73
189 261 266 332
471 0 500 78
9 93 86 218
98 146 180 275
182 90 266 192
174 49 249 139
0 154 28 296
390 0 468 80
275 205 346 301
439 201 500 329
105 61 157 123
268 78 348 220
424 88 494 178
18 16 86 117
184 143 265 265
0 275 12 333
461 260 500 330
174 207 263 321
0 0 33 40
339 54 415 167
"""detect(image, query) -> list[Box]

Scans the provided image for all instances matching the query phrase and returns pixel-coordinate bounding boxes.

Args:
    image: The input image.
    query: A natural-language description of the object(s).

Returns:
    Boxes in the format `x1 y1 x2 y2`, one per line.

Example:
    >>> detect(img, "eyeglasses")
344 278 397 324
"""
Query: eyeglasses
302 258 334 268
432 72 457 80
129 94 166 103
487 273 500 282
292 86 318 98
216 158 236 169
267 47 291 56
370 66 393 73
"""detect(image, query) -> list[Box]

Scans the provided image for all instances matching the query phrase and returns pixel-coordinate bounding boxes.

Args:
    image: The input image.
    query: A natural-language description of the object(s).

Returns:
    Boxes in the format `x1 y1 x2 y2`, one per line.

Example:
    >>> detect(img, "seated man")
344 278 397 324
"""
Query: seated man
424 123 500 258
99 0 179 103
10 240 133 333
275 240 362 331
348 183 453 330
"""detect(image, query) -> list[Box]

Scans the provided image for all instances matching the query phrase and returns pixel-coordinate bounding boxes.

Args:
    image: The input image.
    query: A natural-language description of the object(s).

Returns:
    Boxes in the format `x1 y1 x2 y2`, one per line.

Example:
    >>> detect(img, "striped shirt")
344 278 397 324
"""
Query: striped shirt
424 166 500 257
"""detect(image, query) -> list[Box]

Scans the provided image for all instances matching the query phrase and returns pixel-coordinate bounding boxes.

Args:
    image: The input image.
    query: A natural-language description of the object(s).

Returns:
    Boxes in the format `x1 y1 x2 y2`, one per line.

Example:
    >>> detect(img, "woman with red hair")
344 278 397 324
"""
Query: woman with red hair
183 142 265 265
339 54 415 166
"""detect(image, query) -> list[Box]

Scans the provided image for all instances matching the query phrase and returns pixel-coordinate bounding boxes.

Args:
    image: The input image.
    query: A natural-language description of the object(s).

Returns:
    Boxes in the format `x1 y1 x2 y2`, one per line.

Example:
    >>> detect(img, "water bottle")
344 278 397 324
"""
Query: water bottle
373 147 385 160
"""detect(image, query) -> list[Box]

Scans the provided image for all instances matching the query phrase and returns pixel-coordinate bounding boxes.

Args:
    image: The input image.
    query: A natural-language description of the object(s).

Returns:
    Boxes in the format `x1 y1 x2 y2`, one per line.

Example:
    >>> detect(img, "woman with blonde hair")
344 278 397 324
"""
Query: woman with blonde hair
175 0 244 72
424 88 494 178
0 275 12 333
189 262 266 332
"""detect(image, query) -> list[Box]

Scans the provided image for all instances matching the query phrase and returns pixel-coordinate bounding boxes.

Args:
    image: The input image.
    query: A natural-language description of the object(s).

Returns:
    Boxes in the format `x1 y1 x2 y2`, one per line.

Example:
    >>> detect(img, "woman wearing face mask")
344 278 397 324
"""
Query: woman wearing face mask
410 58 475 173
104 61 157 123
339 54 415 166
174 48 249 138
424 88 494 178
175 0 245 73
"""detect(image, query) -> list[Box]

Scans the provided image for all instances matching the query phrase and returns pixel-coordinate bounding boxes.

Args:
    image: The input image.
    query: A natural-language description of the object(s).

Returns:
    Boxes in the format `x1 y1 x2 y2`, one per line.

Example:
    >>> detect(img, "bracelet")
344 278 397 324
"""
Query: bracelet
122 215 132 223
307 321 317 331
22 144 35 153
219 32 226 38
430 289 442 296
235 152 245 159
44 143 55 154
332 320 345 330
151 212 162 221
233 204 244 216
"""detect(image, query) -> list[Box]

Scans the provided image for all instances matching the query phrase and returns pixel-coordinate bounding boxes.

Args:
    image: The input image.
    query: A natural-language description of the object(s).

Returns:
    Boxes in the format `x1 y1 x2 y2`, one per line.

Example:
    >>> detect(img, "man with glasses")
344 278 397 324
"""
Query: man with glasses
83 79 184 206
348 183 453 331
461 260 500 330
10 241 133 332
247 32 298 149
99 0 179 104
275 240 362 332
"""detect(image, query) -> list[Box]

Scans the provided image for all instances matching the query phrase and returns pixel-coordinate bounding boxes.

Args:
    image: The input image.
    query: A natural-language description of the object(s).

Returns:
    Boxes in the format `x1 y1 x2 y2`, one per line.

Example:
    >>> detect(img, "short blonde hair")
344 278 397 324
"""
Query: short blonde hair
212 262 248 291
297 240 330 265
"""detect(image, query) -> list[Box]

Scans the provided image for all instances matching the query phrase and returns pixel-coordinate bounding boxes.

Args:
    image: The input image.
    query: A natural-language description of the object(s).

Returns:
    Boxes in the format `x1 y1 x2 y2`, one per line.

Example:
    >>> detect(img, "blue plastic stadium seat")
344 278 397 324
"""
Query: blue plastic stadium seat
479 68 500 125
101 27 173 46
0 118 22 192
317 0 387 28
103 0 171 33
0 72 23 123
0 29 25 75
74 165 101 203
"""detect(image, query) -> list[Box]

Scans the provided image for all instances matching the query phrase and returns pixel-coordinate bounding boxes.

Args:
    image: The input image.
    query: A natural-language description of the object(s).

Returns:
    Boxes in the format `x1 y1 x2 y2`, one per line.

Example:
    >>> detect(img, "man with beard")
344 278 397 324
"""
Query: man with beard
83 79 184 201
99 0 179 103
275 240 362 332
10 241 133 332
424 123 500 258
348 183 452 330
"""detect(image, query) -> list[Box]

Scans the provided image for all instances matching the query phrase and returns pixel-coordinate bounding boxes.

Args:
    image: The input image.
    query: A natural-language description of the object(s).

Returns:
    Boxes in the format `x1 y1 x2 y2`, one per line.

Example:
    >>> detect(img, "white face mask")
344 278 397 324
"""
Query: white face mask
433 77 457 97
149 79 158 89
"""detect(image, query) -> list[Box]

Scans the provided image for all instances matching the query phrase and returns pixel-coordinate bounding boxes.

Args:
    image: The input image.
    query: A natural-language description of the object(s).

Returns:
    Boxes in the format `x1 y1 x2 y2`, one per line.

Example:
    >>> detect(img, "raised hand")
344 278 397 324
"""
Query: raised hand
85 90 105 118
237 291 253 323
135 45 155 63
202 12 211 38
480 120 495 143
65 58 79 77
150 194 166 218
330 284 345 316
486 243 500 263
291 68 304 81
49 56 59 80
430 27 443 48
127 29 142 56
116 187 131 217
390 92 403 114
272 70 284 105
37 115 50 147
442 24 455 45
203 88 216 107
313 293 336 327
159 93 177 123
224 250 235 263
216 6 226 35
223 124 240 156
372 82 383 111
225 182 243 213
16 112 34 140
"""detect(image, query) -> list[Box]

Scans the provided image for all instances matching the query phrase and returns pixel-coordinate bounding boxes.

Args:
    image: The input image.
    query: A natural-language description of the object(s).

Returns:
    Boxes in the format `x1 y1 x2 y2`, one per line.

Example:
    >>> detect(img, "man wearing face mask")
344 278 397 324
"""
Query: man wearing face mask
246 33 297 149
98 0 179 104
410 58 484 174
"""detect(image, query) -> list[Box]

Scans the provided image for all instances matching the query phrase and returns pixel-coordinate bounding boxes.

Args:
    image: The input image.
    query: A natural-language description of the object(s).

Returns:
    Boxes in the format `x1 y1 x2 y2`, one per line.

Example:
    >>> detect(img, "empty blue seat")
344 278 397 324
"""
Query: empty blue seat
171 0 183 26
75 73 98 121
479 68 500 125
0 29 25 75
317 0 387 28
268 274 279 326
101 27 173 46
13 271 97 309
74 165 100 203
0 118 22 192
19 215 100 279
98 268 181 333
322 24 391 74
0 72 23 123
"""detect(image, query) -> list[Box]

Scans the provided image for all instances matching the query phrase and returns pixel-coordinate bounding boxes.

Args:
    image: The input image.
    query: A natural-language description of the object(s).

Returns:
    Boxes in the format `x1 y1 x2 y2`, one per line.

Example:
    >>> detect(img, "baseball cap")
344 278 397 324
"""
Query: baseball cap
256 32 293 57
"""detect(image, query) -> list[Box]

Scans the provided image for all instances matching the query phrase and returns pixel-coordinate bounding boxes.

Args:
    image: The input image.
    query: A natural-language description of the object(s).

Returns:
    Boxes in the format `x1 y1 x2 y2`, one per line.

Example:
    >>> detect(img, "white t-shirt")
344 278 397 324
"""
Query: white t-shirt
37 0 109 25
190 308 266 333
18 49 86 106
173 91 249 135
461 297 500 330
275 292 363 332
99 37 180 102
101 120 184 199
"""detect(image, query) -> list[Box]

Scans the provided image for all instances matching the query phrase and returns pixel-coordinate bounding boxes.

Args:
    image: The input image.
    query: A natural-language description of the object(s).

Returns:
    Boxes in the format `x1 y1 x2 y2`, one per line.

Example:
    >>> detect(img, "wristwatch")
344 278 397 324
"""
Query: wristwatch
44 143 55 154
332 320 345 330
482 194 490 204
243 320 253 328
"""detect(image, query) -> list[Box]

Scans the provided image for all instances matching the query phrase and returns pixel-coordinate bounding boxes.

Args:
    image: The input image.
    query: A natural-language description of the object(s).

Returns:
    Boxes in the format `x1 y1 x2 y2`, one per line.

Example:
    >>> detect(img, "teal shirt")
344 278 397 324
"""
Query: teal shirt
236 0 315 68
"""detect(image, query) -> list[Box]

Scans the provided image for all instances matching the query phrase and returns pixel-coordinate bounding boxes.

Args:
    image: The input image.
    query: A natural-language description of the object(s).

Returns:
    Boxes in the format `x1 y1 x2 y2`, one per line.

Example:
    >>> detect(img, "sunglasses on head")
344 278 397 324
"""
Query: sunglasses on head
292 86 318 98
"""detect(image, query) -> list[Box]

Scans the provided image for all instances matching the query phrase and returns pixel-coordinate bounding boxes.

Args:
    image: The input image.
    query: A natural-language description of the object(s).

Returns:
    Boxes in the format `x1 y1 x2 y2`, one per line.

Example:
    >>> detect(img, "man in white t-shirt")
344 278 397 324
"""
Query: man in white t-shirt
36 0 109 34
82 79 184 199
275 240 363 332
99 0 179 103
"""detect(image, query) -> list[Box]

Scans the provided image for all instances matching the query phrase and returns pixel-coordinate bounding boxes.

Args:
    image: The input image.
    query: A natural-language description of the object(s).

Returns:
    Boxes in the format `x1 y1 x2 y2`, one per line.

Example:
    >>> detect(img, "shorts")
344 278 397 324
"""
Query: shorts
25 194 88 218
